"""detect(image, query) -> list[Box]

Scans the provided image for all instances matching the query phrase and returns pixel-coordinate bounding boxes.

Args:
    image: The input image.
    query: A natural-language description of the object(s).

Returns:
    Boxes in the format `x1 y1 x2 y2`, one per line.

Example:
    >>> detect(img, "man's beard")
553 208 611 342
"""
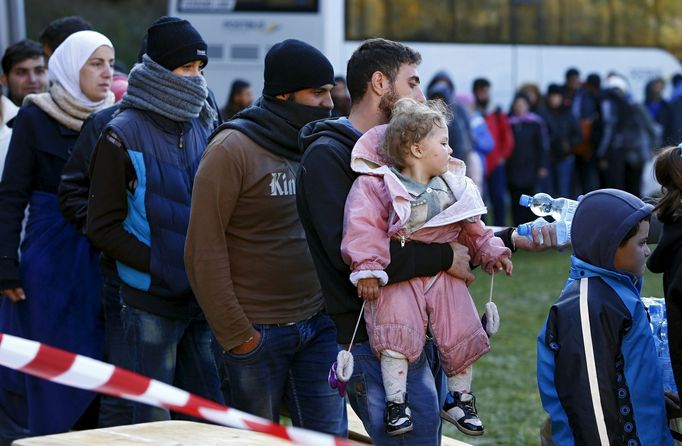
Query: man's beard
476 98 490 111
378 85 399 122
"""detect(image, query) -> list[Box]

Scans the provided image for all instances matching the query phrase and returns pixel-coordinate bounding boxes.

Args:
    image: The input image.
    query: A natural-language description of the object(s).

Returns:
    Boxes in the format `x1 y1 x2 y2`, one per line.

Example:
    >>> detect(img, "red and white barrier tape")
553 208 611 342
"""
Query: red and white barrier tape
0 332 355 446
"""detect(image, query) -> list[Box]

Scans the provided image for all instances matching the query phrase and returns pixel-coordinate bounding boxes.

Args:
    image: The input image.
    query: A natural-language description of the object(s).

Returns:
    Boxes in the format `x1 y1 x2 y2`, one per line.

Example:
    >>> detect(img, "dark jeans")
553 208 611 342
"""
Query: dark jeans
121 305 223 422
222 313 346 437
487 164 508 227
345 339 446 445
551 156 575 199
98 270 134 427
575 154 599 196
0 391 31 446
508 185 536 226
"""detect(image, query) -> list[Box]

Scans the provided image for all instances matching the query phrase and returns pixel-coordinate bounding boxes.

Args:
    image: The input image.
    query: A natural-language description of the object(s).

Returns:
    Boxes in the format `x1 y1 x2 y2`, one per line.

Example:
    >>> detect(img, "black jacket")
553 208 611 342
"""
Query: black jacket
59 104 119 234
539 106 582 163
648 216 682 393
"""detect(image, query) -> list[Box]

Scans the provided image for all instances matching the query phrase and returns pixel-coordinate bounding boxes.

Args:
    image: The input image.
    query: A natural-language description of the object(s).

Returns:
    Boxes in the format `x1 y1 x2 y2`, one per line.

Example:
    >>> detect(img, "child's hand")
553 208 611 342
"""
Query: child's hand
357 278 380 301
486 256 513 276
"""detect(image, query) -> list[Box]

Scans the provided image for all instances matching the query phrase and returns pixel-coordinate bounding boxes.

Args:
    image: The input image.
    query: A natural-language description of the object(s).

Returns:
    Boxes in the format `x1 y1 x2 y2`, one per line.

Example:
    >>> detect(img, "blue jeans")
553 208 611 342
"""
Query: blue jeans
98 270 135 427
346 339 446 445
121 305 223 422
222 313 346 437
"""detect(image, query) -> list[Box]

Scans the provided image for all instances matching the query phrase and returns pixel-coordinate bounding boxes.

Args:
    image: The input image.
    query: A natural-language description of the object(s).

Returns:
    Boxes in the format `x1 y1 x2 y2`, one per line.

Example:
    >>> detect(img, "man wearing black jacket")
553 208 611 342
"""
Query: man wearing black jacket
297 38 478 444
297 38 559 444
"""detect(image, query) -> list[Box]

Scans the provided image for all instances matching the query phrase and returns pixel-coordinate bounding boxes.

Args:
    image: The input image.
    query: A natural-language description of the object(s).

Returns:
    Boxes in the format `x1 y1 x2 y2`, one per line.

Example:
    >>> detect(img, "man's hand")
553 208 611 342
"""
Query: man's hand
447 241 475 286
357 277 380 301
512 225 569 252
1 288 25 302
230 329 261 355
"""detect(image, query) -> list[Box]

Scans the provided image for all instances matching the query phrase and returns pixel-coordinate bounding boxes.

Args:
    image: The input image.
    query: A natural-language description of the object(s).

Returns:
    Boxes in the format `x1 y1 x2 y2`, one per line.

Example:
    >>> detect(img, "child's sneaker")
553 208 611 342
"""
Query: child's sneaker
441 391 485 436
384 394 413 436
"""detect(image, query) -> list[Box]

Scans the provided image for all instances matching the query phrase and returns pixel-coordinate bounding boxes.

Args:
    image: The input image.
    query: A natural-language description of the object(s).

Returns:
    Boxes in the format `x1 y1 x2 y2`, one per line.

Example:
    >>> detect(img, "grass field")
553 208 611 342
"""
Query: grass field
443 247 664 446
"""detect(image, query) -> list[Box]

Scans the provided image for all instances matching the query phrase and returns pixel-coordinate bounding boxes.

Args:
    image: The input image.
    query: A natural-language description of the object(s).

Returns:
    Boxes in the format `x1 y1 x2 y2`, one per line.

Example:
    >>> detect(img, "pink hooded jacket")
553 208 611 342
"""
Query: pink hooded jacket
341 125 510 374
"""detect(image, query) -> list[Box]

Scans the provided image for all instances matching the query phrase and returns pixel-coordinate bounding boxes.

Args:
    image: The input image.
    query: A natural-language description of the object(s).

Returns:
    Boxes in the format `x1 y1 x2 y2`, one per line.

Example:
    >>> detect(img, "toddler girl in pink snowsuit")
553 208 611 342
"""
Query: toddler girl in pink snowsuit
341 98 512 437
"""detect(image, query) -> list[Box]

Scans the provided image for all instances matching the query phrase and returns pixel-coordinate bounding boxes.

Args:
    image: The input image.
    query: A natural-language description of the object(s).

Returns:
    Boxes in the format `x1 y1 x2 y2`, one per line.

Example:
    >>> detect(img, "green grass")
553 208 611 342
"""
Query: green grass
443 247 664 446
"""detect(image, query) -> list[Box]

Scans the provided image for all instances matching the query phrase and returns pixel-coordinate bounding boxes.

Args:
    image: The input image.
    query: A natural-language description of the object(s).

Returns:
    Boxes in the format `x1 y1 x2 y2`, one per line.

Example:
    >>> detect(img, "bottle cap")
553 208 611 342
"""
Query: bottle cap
519 195 532 207
517 223 532 236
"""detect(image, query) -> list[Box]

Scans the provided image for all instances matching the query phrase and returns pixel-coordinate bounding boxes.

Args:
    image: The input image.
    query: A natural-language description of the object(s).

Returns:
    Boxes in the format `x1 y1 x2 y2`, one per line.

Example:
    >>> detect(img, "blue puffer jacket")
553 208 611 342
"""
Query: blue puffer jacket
106 108 210 304
537 189 672 446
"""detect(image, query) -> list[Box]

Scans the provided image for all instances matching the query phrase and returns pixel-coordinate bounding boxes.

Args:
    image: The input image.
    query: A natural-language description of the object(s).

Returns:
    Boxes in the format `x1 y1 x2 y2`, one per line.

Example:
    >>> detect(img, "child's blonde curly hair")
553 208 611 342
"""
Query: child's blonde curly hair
381 97 452 169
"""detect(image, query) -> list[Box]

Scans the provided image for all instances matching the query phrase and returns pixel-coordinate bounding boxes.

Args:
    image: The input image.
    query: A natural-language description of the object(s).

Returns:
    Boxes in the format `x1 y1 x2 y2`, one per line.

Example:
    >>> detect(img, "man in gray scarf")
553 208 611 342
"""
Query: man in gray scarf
87 16 223 423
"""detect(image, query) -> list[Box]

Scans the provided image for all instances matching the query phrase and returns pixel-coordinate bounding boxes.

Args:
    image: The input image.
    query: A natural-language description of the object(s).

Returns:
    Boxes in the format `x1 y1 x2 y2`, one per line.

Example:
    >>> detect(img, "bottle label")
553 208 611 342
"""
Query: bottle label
561 200 578 222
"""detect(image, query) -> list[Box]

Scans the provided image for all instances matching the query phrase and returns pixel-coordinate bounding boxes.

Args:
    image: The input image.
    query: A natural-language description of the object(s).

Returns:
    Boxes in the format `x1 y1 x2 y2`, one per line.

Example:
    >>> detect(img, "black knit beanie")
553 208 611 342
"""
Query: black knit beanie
146 16 208 71
263 39 334 96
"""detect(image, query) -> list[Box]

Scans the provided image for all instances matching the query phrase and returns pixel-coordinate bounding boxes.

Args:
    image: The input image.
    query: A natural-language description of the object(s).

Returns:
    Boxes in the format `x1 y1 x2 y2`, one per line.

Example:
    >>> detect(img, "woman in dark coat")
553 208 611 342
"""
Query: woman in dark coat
506 92 549 226
648 146 682 395
0 30 115 443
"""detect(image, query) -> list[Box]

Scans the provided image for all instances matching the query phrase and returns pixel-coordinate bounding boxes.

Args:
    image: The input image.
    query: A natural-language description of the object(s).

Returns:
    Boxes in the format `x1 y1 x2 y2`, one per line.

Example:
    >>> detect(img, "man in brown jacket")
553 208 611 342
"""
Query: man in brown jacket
184 39 345 436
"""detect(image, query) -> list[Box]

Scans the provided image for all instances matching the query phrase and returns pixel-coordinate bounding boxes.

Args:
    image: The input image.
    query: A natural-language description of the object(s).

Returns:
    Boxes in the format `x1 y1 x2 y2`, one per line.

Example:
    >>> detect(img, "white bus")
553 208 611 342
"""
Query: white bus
169 0 682 110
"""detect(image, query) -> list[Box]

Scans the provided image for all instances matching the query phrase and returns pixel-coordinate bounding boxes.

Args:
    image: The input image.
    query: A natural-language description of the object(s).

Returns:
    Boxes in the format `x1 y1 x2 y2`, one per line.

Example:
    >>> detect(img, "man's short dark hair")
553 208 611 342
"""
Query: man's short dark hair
346 38 421 104
472 77 490 93
38 16 93 53
2 39 44 75
672 73 682 88
586 73 601 89
229 79 250 100
565 67 580 80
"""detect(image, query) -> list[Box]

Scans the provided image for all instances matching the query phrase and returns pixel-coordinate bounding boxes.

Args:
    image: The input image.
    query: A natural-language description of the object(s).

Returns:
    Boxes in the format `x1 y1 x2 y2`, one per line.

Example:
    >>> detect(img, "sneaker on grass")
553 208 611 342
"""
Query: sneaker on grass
441 391 485 436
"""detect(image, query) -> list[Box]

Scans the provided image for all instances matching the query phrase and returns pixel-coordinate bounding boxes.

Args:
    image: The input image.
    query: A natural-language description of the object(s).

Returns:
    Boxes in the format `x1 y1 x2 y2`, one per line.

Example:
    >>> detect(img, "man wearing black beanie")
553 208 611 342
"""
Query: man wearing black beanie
185 40 345 435
87 16 223 423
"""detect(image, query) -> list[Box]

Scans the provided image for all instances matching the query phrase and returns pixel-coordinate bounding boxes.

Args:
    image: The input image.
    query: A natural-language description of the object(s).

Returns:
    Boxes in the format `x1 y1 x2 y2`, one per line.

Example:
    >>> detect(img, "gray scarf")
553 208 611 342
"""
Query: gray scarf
119 54 215 127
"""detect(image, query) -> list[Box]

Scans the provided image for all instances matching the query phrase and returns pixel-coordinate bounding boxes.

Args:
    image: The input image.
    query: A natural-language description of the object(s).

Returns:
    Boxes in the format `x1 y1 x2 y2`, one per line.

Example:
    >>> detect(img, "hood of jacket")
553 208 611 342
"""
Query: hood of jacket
351 124 486 229
571 188 653 272
299 116 360 154
426 70 455 100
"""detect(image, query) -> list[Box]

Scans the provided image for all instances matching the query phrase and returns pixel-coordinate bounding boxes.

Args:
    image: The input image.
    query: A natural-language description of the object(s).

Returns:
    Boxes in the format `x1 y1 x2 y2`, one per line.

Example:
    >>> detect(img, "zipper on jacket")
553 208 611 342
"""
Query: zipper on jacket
178 124 184 149
400 234 406 248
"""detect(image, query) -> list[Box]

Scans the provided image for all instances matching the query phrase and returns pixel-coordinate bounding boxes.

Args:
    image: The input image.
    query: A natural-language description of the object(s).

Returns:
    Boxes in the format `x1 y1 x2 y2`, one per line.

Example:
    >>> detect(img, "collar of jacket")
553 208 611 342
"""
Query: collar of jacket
141 108 193 135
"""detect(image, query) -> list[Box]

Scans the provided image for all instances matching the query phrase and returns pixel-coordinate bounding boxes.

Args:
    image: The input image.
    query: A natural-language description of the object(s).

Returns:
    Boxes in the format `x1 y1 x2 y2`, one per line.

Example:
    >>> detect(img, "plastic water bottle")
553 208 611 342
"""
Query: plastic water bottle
517 218 570 245
649 300 677 393
658 317 677 393
519 193 578 223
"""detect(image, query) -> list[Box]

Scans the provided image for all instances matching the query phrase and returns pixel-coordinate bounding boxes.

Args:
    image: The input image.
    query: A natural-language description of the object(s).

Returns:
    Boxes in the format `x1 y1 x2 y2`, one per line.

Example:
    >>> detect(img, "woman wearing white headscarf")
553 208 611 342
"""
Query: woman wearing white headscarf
0 30 115 444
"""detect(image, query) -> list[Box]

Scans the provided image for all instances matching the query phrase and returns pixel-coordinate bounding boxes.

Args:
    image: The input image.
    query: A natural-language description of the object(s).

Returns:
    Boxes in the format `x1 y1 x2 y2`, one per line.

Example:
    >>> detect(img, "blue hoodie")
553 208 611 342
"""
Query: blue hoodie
537 189 672 446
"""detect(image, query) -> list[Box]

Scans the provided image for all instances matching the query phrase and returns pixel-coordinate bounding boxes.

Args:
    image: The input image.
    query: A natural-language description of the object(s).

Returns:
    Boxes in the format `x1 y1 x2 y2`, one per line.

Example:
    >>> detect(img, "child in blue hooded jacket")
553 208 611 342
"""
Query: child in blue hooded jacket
537 188 673 446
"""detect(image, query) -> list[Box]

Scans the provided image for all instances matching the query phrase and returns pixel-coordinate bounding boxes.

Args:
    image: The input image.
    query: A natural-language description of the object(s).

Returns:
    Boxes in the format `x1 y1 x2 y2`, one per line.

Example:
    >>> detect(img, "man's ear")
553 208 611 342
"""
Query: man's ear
275 92 292 101
370 71 389 97
0 74 7 88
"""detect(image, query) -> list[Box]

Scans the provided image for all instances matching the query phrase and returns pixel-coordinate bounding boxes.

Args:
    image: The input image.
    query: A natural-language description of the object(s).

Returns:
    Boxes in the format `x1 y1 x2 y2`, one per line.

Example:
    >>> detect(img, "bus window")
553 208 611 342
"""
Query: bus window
177 0 318 13
346 0 682 60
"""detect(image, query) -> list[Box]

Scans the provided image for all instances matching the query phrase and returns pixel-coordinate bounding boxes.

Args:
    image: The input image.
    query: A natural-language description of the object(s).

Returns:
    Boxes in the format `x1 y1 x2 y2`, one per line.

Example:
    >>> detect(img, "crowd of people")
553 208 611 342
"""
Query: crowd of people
1 13 682 446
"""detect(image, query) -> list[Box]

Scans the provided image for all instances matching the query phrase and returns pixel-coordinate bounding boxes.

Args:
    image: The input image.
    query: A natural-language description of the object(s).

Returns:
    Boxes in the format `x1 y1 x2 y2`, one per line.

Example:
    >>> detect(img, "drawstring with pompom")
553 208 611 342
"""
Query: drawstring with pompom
328 300 366 396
